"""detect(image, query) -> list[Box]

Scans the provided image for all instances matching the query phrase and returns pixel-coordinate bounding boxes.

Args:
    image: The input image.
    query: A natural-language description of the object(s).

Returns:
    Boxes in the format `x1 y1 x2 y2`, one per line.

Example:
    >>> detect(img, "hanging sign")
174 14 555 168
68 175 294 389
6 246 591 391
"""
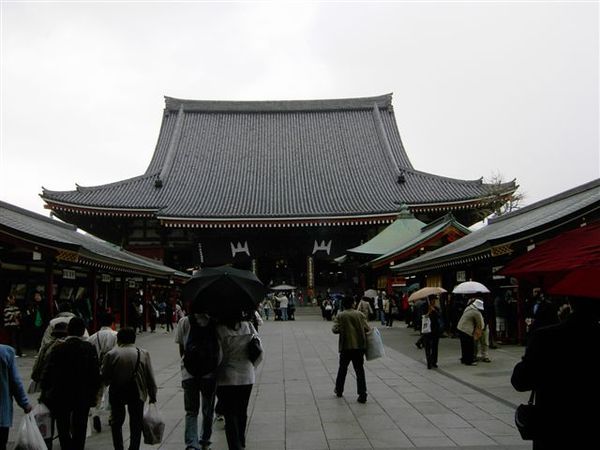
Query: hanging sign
33 251 42 261
63 269 76 280
101 274 112 283
456 270 466 282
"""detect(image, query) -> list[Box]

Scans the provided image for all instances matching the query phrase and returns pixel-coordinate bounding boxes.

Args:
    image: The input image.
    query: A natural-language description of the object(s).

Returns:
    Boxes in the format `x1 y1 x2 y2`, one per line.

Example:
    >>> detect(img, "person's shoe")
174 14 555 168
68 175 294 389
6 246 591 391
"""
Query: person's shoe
357 394 367 404
466 361 478 366
432 364 438 368
482 357 491 363
93 415 101 432
415 342 423 349
334 389 343 398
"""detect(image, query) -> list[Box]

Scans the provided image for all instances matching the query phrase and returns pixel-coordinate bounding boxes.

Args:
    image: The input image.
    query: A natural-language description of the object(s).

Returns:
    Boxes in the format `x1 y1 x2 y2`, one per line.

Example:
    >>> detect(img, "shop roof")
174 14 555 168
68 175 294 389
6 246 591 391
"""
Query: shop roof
391 178 600 274
347 208 426 256
0 200 187 278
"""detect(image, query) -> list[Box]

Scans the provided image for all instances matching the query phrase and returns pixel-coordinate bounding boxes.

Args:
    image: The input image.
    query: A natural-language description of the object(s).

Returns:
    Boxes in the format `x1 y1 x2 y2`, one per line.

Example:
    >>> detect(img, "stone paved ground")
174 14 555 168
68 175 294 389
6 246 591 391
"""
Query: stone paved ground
10 312 531 450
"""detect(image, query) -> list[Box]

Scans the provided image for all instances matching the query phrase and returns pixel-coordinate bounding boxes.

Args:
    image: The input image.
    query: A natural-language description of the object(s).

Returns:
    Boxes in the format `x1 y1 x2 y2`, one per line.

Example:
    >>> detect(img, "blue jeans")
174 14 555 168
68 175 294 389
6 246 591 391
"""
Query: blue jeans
280 307 288 321
183 377 217 449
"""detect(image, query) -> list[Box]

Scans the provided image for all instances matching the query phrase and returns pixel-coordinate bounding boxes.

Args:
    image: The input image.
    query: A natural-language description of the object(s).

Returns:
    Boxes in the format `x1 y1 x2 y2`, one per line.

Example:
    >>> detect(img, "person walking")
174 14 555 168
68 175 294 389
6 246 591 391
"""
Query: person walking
215 313 261 450
30 322 68 450
357 296 373 320
0 344 32 450
30 291 49 350
385 296 397 328
88 313 118 432
3 294 23 357
101 327 158 450
332 296 371 403
40 317 101 450
456 298 484 366
278 293 289 321
165 301 174 332
421 296 441 369
262 298 273 320
475 300 492 363
175 313 219 450
511 297 600 449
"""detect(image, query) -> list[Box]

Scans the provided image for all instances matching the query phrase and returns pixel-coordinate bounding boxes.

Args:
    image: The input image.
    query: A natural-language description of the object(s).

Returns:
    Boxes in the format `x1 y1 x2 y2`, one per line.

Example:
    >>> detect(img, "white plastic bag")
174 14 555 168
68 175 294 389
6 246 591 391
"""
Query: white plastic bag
365 328 385 361
98 386 110 412
32 403 52 440
142 403 165 445
14 412 48 450
421 315 432 334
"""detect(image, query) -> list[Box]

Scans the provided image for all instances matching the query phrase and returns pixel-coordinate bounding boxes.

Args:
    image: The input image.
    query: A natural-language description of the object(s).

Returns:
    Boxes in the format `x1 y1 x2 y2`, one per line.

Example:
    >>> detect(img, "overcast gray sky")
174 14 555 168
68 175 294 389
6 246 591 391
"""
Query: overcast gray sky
1 1 598 218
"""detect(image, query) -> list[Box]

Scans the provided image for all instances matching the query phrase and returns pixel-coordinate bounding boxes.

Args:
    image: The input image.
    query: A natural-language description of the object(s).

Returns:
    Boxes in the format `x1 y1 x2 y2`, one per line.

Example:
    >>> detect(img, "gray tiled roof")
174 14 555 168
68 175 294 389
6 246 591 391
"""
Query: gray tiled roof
41 94 515 221
0 200 185 278
391 179 600 274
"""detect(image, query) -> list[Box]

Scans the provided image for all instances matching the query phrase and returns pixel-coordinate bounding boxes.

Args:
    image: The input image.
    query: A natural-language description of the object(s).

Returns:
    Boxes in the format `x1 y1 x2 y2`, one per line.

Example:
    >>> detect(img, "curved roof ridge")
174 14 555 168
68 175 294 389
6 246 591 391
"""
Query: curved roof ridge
42 172 159 195
165 93 393 113
405 168 485 185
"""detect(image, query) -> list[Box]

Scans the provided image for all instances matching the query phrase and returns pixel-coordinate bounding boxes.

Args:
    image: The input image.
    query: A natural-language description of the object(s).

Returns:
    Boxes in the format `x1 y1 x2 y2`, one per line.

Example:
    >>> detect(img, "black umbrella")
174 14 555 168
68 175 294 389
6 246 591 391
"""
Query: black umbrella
183 266 266 317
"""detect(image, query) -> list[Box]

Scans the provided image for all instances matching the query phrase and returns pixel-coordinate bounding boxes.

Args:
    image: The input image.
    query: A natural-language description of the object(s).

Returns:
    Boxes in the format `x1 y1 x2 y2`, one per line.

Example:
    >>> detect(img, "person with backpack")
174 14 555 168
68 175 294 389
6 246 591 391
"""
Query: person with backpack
175 312 221 450
102 327 157 450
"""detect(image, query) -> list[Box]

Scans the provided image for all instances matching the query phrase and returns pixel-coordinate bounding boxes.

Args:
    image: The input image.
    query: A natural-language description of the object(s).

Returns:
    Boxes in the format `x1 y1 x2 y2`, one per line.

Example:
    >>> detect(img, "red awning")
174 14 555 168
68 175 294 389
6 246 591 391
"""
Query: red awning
500 221 600 298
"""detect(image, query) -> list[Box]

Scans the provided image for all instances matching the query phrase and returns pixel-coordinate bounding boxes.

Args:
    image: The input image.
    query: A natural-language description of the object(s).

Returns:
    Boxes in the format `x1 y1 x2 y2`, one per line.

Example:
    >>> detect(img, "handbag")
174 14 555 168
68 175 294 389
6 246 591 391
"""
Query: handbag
515 390 538 440
248 335 263 363
365 328 385 361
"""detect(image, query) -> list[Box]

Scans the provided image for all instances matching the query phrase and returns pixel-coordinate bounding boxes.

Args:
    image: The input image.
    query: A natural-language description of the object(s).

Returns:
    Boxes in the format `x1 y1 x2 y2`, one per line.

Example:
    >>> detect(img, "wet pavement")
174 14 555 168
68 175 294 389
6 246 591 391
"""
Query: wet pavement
9 310 531 449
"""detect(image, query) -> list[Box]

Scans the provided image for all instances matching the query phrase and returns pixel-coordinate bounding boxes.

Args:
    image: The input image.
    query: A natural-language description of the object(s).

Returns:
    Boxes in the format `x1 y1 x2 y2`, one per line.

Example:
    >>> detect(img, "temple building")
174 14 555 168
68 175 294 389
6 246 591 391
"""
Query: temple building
41 94 515 293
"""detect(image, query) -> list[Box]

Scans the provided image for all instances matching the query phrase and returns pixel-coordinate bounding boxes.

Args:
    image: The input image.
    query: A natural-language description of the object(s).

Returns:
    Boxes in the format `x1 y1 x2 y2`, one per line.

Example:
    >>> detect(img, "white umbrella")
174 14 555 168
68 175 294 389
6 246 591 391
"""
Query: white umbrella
363 289 378 299
452 281 490 294
270 284 296 291
408 287 447 302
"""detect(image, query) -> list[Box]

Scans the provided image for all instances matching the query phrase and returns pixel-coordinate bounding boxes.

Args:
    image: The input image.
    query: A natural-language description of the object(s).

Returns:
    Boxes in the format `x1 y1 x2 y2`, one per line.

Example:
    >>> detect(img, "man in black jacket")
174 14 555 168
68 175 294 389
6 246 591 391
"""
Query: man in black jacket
511 297 600 449
41 317 100 450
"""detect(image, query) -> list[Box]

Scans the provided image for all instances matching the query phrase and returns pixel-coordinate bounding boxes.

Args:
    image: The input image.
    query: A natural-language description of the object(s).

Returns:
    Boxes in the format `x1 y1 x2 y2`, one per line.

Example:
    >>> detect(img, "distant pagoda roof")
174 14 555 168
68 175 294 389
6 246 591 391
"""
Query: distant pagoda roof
41 94 516 228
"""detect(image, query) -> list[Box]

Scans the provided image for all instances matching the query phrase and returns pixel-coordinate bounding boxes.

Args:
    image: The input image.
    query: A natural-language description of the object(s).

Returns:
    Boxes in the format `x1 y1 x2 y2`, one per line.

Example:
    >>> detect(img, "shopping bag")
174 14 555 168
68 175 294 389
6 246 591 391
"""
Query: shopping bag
365 328 385 361
421 315 432 334
142 403 165 445
32 403 52 440
98 386 111 412
14 411 48 450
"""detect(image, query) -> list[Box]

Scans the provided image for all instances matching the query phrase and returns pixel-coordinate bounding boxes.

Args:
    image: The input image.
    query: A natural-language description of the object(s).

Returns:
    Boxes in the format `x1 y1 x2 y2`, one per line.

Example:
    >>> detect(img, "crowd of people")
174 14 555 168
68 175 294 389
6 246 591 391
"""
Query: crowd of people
2 285 597 449
0 289 263 450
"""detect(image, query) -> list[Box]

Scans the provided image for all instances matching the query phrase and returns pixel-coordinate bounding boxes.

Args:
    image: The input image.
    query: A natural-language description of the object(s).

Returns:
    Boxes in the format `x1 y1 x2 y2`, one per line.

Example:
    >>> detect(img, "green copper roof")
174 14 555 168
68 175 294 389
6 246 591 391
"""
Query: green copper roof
347 209 425 256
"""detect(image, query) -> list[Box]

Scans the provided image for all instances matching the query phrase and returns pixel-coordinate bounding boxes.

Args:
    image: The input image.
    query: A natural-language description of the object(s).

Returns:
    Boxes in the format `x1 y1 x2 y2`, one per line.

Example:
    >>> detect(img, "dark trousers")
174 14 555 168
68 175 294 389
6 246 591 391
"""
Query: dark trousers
54 406 90 450
458 330 475 364
6 326 22 356
216 385 253 450
335 349 367 396
423 334 439 368
110 394 144 450
0 427 8 450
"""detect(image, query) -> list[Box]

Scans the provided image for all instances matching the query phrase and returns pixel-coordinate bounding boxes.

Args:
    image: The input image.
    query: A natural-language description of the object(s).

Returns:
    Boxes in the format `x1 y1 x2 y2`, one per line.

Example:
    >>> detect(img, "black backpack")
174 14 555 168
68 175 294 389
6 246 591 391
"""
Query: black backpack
183 315 221 377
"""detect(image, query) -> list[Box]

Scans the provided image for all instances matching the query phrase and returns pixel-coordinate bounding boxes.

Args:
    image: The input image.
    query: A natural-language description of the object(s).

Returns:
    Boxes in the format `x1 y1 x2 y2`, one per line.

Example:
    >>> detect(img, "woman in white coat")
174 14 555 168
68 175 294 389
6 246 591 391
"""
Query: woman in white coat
216 312 261 450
